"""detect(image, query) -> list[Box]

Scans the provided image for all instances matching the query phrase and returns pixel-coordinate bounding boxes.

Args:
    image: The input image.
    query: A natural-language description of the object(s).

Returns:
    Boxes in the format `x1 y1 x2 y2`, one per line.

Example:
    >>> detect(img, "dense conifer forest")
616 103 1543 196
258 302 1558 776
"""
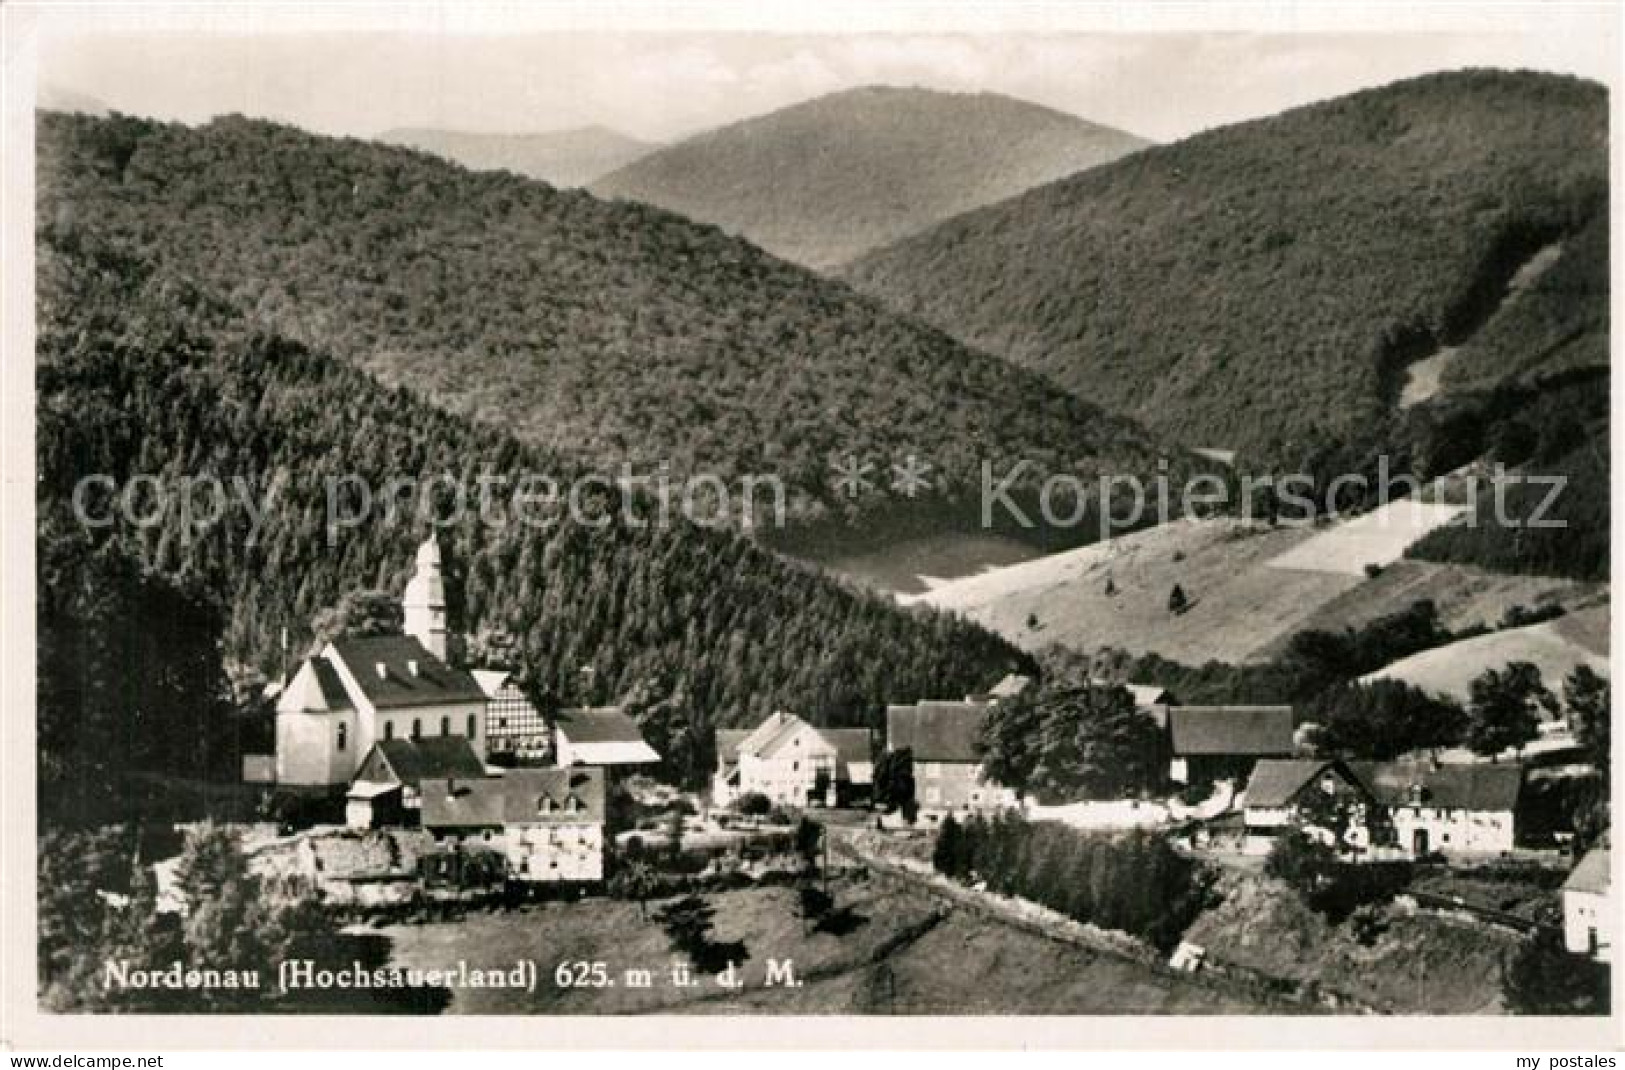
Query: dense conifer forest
844 71 1608 464
37 233 1033 819
37 110 1186 529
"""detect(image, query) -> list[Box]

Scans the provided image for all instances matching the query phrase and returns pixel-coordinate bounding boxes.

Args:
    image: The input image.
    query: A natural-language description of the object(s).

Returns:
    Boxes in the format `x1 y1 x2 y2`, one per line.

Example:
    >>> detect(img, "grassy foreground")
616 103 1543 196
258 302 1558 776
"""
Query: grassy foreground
378 875 1264 1014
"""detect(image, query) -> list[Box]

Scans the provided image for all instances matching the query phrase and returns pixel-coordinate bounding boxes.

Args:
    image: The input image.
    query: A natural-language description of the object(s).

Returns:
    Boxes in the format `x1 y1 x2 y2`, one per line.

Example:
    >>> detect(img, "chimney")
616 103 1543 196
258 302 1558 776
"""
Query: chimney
407 659 419 678
375 662 388 680
446 777 457 798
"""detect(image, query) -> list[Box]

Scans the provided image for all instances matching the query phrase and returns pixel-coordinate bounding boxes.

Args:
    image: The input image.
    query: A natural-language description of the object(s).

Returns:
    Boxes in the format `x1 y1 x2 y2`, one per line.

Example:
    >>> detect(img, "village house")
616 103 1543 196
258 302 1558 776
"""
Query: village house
1242 758 1380 856
1562 846 1612 962
552 706 661 772
274 536 488 788
1356 760 1523 858
884 699 1016 820
712 711 873 807
474 669 551 761
420 767 607 883
1167 706 1295 784
344 736 488 828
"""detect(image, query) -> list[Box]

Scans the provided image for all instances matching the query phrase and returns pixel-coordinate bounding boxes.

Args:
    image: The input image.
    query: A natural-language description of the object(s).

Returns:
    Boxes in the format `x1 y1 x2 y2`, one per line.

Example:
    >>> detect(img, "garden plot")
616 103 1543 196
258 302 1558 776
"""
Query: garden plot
1266 501 1468 576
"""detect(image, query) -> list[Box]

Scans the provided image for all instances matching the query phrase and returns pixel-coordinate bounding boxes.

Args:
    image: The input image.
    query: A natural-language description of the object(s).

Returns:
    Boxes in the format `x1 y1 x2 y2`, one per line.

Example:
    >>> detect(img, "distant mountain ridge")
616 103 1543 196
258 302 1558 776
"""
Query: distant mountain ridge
379 124 658 187
592 85 1150 270
843 70 1609 461
39 110 1190 532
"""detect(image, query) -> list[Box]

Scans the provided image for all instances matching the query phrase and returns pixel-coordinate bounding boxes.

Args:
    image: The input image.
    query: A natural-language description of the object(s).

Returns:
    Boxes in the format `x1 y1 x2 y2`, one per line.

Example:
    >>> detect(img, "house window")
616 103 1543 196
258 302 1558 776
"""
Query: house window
337 724 347 752
411 718 422 740
440 716 451 736
384 722 395 741
468 714 478 738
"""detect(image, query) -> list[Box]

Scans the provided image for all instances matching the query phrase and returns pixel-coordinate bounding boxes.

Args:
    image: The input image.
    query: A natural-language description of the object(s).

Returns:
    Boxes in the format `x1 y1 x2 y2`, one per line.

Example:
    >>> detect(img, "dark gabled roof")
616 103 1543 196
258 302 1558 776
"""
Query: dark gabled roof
1564 847 1610 895
369 736 487 788
1246 759 1371 809
886 701 988 763
555 706 645 743
716 729 751 764
307 658 352 707
419 776 505 829
277 657 354 713
328 634 488 709
419 767 607 830
822 728 874 766
1169 706 1294 757
1354 760 1524 812
501 767 607 824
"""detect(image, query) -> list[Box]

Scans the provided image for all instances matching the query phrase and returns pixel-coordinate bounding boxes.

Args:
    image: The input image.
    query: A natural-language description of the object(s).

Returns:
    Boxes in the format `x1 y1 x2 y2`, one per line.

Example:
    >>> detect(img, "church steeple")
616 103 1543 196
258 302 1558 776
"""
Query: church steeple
403 534 448 661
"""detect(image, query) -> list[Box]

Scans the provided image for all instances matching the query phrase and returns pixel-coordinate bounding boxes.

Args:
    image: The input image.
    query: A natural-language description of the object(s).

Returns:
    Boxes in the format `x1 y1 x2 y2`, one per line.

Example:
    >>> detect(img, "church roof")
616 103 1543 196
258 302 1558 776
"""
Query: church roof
327 634 487 709
276 657 353 714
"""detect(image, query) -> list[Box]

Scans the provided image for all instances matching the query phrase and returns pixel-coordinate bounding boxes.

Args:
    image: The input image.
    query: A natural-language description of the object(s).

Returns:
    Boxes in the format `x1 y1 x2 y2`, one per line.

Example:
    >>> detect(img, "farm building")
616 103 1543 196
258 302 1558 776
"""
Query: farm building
553 706 660 771
885 699 1016 820
1562 846 1612 962
1355 760 1523 858
1167 706 1294 784
1242 759 1380 856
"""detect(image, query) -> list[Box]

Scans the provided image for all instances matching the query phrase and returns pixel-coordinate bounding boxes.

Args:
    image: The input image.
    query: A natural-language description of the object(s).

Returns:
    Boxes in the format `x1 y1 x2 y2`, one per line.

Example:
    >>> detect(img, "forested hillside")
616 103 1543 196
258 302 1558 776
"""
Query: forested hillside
37 234 1033 817
592 86 1148 270
38 110 1181 530
844 71 1608 463
379 125 657 187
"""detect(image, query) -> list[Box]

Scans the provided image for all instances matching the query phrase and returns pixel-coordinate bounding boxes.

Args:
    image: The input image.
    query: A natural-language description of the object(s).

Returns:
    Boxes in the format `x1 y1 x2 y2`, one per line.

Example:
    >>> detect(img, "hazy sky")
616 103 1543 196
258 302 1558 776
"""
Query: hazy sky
40 28 1617 144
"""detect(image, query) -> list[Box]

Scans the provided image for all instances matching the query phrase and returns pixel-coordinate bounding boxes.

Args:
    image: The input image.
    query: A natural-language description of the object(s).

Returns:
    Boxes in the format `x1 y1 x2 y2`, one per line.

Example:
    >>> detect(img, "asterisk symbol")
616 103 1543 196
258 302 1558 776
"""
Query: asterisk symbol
890 454 933 498
829 454 875 499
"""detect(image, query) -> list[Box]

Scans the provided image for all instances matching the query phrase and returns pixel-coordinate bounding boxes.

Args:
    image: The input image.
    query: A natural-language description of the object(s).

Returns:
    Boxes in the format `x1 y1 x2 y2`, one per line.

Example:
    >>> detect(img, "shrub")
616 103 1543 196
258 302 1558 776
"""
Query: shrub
734 792 772 817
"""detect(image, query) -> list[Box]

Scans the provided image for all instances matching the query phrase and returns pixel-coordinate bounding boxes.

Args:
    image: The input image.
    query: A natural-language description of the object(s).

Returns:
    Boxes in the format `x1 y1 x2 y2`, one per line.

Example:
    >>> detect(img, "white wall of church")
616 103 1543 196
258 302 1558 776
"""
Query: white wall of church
369 701 487 759
276 709 359 787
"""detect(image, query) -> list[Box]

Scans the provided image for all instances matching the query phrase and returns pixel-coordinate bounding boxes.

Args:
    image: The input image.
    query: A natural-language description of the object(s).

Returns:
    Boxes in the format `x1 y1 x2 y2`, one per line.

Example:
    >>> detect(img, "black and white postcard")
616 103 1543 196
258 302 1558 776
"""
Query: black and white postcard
1 0 1618 1052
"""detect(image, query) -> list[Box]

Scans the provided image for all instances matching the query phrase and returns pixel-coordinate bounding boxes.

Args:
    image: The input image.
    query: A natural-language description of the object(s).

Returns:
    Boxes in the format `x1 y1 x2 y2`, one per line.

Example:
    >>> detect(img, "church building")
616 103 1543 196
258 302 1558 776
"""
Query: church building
275 535 489 788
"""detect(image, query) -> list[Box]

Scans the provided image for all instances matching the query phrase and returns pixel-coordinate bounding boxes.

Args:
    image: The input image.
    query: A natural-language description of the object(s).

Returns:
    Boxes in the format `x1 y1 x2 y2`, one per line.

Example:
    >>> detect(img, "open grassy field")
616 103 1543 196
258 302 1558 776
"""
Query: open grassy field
1362 604 1610 701
904 515 1603 665
377 875 1261 1014
902 519 1356 663
1265 501 1470 576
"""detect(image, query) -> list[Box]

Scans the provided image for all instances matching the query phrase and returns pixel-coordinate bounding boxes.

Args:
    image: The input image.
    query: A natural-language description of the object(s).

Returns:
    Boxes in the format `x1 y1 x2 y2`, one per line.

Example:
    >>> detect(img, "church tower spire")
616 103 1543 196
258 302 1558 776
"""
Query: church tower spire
403 533 448 661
